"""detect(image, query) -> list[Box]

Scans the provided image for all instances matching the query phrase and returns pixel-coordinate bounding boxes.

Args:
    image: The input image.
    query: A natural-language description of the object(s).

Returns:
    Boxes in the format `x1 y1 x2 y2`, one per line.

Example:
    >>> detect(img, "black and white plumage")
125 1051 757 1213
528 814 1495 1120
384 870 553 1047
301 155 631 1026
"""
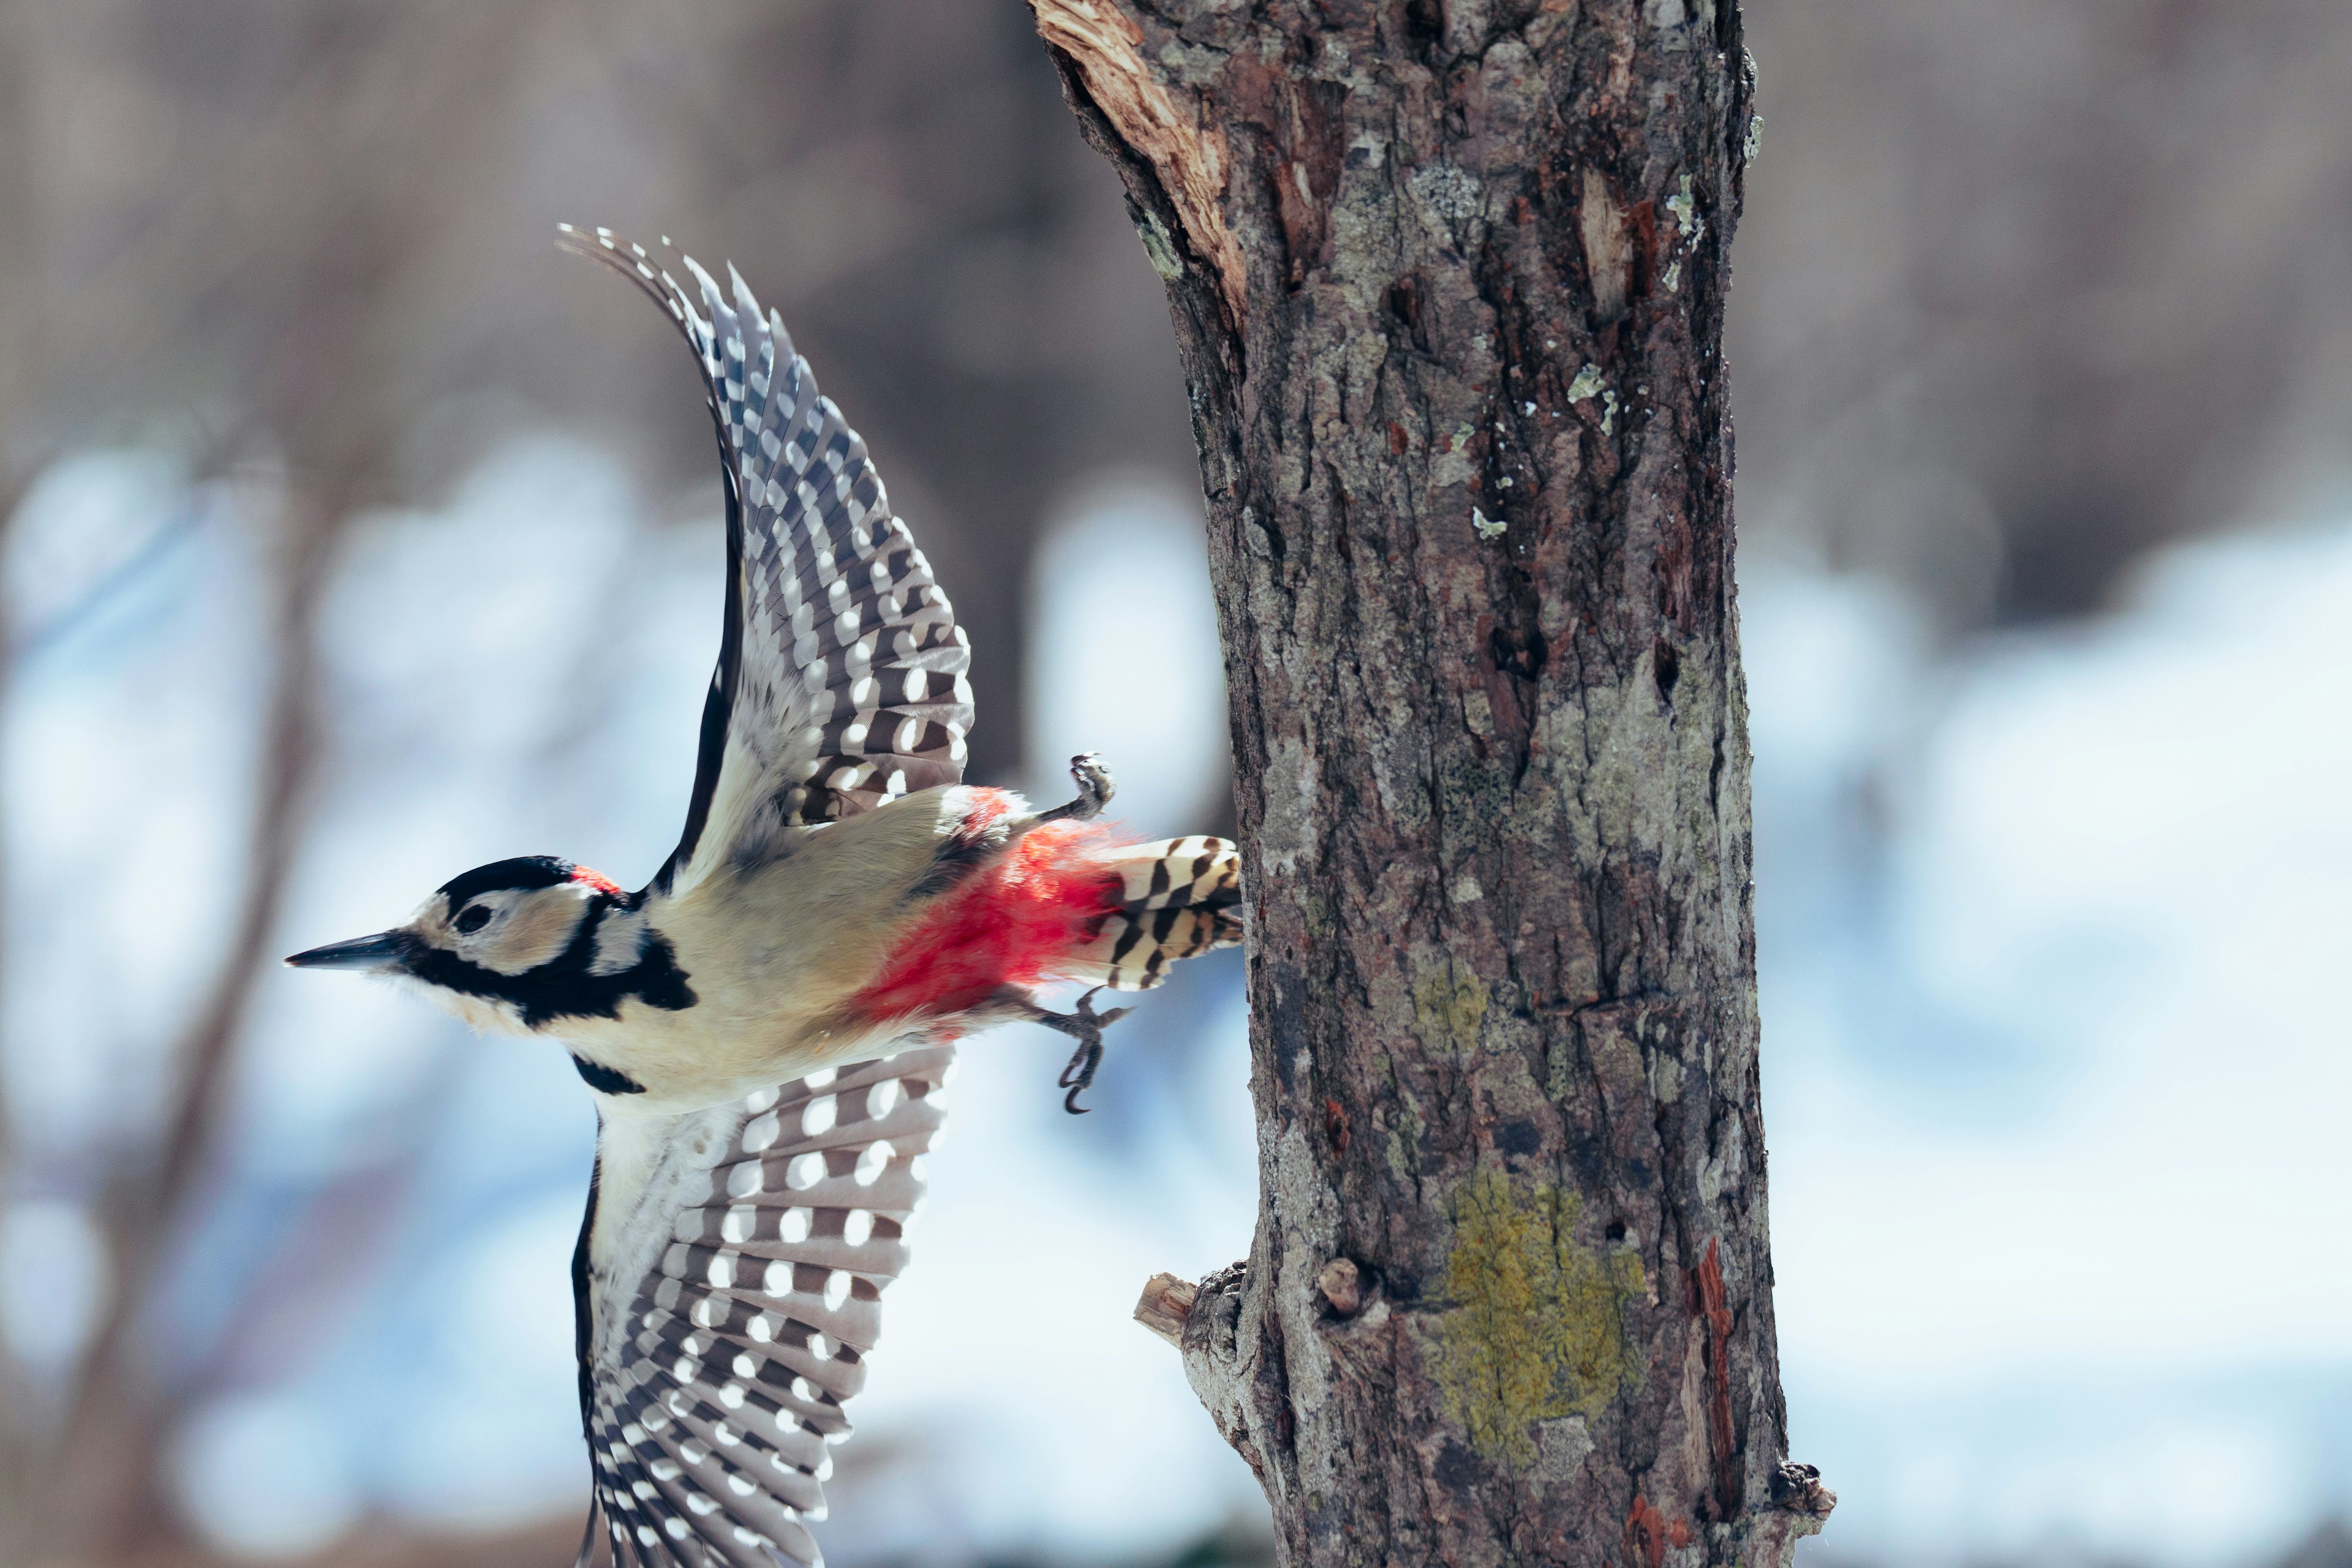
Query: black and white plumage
579 1050 950 1568
285 229 1246 1567
556 225 975 892
1077 837 1245 991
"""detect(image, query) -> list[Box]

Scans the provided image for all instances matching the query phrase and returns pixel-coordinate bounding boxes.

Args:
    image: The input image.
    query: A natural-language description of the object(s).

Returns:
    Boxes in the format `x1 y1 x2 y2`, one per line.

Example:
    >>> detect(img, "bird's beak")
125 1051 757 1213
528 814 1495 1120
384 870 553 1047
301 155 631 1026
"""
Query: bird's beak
284 932 409 972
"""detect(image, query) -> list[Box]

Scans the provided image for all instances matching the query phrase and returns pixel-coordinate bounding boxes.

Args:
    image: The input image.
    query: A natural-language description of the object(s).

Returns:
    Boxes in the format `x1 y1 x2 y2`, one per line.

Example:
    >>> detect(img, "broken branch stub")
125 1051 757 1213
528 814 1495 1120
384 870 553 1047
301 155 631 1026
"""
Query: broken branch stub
1028 0 1246 330
1134 1271 1199 1348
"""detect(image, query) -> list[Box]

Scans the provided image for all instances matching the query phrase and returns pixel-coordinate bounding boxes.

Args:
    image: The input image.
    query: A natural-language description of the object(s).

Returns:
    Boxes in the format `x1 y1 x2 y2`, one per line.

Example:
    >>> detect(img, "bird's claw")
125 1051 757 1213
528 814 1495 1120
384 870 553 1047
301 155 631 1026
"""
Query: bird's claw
1046 986 1130 1114
1055 1044 1098 1091
1040 753 1116 824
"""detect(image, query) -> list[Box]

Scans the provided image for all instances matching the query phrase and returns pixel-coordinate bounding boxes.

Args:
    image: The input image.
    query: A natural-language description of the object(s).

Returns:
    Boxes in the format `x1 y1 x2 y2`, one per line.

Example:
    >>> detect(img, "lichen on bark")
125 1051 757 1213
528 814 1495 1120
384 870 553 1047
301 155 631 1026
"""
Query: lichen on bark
1433 1170 1645 1466
1410 952 1490 1055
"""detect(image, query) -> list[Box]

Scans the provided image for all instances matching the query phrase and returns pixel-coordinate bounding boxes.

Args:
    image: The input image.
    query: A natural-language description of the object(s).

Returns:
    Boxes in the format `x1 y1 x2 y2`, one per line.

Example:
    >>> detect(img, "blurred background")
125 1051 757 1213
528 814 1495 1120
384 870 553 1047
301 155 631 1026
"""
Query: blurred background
0 2 2346 1566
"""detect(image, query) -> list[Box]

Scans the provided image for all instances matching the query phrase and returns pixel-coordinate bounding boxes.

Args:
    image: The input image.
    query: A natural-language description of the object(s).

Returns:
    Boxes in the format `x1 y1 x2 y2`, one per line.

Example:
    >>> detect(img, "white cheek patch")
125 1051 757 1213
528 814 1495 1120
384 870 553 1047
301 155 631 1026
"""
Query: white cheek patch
473 886 594 974
592 908 649 976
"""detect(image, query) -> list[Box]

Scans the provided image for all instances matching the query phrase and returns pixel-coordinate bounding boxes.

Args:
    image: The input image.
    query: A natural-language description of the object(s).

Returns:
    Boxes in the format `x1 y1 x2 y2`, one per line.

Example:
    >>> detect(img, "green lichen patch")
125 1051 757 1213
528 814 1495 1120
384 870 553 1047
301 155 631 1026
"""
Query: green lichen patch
1411 957 1490 1054
1379 1085 1427 1185
1133 209 1184 283
1433 1170 1644 1466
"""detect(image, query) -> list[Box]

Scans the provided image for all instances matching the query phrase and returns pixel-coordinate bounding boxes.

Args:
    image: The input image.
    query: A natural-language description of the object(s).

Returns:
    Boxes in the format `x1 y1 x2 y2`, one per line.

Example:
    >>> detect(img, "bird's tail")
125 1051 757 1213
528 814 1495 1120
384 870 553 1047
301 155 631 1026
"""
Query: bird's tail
1056 835 1243 991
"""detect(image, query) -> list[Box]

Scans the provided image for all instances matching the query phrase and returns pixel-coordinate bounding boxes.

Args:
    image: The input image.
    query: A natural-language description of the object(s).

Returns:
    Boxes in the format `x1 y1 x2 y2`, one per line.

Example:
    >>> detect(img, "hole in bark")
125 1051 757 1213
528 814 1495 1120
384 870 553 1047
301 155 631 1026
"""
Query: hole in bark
1403 0 1444 48
1386 275 1425 350
1489 625 1547 680
1605 1219 1627 1242
1497 1118 1540 1155
1653 638 1681 701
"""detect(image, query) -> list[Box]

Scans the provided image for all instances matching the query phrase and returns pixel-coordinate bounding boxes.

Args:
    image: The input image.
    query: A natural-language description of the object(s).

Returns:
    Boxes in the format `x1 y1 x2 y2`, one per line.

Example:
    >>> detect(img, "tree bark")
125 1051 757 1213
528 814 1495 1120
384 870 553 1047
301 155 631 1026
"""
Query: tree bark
1030 4 1831 1565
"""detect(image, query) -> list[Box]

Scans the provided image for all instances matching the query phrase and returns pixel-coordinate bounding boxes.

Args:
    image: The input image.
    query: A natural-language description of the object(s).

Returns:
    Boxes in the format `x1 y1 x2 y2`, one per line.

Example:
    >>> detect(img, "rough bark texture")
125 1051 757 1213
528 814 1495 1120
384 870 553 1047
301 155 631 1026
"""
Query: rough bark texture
1033 3 1831 1565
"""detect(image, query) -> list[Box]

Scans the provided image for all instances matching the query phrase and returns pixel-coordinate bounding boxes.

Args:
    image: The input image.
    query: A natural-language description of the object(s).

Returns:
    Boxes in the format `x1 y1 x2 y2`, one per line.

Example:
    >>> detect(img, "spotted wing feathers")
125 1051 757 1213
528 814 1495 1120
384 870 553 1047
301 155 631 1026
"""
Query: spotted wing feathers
1063 836 1243 991
580 1050 952 1567
559 225 973 893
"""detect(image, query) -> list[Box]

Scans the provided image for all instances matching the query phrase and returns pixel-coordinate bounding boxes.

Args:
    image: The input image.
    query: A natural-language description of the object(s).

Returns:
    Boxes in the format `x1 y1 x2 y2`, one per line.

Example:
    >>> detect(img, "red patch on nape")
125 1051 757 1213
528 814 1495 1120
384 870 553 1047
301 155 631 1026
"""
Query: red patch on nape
570 865 624 899
853 819 1126 1025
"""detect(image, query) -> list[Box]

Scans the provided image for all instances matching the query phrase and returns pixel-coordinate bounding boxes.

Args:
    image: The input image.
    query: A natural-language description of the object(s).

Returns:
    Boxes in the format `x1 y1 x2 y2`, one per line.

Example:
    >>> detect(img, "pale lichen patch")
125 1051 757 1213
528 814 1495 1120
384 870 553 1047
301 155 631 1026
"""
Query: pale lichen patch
1649 1047 1684 1104
1463 690 1494 737
1432 1172 1645 1466
1258 732 1316 875
1153 37 1226 86
1409 162 1485 244
1411 954 1489 1054
1383 1091 1426 1185
1532 1415 1594 1488
1666 172 1704 244
1431 423 1478 490
1136 209 1184 283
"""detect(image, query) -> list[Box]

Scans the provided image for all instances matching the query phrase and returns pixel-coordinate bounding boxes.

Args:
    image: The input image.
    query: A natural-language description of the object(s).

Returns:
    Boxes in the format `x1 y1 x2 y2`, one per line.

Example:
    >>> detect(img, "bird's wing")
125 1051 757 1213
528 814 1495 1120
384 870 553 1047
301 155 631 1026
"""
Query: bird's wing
560 225 973 898
576 1049 953 1568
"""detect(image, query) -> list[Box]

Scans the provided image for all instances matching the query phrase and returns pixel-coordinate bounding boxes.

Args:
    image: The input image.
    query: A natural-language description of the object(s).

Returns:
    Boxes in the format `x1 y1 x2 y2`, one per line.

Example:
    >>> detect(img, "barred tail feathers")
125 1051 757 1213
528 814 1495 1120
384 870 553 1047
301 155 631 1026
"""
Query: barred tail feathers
1057 835 1243 991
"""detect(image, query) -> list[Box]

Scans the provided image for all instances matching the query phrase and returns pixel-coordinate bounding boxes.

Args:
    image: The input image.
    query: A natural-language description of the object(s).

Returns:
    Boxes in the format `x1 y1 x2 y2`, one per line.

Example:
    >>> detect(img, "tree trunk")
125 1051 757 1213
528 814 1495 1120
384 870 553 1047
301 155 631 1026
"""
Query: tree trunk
1031 4 1831 1564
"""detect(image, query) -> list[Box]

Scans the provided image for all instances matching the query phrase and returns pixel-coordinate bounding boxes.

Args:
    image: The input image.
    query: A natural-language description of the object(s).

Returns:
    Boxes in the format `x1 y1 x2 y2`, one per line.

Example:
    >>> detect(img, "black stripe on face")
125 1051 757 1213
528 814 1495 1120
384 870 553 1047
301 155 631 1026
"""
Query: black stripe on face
405 899 696 1028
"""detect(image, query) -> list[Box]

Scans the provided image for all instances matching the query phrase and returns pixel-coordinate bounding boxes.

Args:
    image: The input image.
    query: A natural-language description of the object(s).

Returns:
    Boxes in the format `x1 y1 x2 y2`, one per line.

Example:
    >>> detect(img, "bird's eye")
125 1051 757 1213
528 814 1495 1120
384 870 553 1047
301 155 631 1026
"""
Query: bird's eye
455 906 492 935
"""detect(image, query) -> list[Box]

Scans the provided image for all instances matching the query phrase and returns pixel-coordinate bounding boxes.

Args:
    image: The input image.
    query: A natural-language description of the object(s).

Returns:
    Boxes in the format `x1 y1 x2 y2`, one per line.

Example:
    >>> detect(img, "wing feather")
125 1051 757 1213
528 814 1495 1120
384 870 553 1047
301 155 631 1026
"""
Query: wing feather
577 1050 952 1567
558 226 974 896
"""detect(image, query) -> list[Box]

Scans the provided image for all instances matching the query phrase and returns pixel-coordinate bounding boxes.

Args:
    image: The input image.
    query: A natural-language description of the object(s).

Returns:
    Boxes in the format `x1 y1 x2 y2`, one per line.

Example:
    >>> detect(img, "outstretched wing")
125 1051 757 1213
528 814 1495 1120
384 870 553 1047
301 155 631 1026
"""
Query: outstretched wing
576 1050 953 1568
560 225 973 897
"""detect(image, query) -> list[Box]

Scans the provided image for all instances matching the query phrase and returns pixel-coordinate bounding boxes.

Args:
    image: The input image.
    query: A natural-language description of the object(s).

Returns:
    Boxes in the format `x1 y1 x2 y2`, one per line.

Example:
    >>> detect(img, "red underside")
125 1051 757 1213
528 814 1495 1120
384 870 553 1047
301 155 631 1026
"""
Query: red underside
853 807 1125 1026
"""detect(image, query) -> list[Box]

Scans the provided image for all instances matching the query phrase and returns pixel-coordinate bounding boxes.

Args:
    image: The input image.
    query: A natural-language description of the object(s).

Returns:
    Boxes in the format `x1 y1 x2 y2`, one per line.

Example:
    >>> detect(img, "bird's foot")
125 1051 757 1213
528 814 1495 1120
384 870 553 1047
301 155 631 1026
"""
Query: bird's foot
1033 987 1131 1114
1038 753 1115 823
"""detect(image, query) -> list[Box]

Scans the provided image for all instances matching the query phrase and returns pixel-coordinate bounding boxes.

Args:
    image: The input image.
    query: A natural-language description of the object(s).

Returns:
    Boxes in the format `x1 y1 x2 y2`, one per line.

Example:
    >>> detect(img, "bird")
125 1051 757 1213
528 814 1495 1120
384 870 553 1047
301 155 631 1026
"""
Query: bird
284 225 1243 1568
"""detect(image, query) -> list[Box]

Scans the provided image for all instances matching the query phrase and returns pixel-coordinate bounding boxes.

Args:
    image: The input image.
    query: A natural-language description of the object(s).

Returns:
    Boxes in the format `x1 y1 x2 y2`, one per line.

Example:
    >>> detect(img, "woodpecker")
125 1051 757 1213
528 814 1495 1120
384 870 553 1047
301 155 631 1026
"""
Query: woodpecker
286 227 1242 1568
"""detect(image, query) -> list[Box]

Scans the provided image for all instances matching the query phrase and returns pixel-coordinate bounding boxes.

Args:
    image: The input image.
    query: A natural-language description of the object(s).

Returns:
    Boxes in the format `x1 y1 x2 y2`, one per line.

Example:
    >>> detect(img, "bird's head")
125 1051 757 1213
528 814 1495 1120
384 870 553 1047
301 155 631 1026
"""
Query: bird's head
285 855 647 1035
